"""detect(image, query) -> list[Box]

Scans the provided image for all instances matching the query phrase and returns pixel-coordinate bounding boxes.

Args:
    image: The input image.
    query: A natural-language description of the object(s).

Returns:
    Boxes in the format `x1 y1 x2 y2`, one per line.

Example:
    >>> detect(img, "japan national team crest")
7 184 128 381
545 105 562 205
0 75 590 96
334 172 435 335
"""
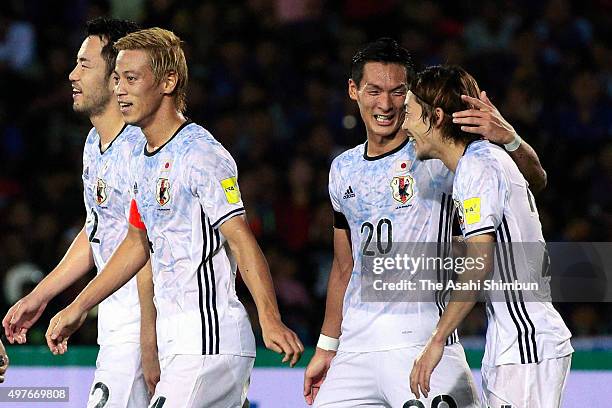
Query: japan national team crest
96 178 107 205
390 175 415 204
156 178 171 206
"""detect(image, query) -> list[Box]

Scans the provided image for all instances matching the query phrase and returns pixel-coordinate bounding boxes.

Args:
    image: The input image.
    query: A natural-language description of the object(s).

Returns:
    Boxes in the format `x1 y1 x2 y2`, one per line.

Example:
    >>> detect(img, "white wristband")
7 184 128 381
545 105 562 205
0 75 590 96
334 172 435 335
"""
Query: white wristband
317 334 339 351
504 133 522 152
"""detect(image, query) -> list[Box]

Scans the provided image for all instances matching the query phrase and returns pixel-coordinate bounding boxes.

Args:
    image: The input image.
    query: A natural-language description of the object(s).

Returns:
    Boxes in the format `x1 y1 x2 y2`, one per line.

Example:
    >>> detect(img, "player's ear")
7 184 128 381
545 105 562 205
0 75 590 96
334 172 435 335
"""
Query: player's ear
162 70 178 95
433 107 445 128
348 79 358 101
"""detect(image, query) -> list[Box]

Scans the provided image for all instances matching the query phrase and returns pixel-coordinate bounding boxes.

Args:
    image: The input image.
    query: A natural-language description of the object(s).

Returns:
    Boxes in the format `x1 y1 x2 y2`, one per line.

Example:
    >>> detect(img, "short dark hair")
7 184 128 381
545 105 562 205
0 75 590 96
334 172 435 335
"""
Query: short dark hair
350 38 414 87
85 17 140 77
412 65 481 145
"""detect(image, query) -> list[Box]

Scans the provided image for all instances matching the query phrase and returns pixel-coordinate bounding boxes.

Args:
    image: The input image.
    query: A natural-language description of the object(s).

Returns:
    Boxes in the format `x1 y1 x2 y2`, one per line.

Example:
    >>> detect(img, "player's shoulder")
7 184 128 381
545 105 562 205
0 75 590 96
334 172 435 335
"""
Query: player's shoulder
180 122 236 167
330 142 366 174
84 126 99 147
425 157 453 178
459 140 504 175
180 122 214 143
181 122 225 153
82 128 98 166
121 124 144 144
115 125 145 153
455 140 508 196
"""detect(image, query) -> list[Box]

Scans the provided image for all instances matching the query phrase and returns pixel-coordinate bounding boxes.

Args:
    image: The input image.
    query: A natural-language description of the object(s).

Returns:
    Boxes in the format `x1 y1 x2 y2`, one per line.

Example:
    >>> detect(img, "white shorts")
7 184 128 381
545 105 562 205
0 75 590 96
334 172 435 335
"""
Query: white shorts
314 343 481 408
87 343 149 408
481 355 572 408
149 354 254 408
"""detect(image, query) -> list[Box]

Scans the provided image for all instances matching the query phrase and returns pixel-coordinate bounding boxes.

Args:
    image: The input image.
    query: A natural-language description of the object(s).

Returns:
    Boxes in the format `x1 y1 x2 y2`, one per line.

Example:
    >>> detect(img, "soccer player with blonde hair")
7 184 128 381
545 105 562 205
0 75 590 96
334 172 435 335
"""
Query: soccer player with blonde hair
45 27 303 408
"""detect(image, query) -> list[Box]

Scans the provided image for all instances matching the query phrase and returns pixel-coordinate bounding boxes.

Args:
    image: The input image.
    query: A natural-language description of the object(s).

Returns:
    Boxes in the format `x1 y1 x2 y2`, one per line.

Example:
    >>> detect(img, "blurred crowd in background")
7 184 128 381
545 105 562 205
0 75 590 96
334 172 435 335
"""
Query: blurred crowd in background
0 0 610 347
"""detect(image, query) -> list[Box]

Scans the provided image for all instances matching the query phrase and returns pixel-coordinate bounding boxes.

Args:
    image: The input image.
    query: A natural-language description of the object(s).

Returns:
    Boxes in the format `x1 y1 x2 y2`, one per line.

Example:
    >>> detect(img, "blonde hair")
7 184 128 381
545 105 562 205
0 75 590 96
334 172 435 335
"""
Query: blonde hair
114 27 188 113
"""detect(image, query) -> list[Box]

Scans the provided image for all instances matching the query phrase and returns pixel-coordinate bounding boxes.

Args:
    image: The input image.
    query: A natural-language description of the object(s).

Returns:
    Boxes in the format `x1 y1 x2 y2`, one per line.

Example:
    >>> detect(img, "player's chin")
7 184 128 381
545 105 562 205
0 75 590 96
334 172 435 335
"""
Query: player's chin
372 122 401 138
120 112 140 126
72 102 86 113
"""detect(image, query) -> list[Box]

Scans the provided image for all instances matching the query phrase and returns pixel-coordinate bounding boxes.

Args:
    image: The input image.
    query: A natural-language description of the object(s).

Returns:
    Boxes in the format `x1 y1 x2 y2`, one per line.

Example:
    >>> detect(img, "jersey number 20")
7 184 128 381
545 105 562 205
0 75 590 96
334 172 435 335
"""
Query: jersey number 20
404 394 457 408
361 218 393 256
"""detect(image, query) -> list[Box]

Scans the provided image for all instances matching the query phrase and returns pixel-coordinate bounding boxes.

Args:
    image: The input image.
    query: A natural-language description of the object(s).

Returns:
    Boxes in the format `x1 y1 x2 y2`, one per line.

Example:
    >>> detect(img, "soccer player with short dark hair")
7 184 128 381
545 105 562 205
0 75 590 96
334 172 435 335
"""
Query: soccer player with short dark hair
303 38 549 407
2 17 161 407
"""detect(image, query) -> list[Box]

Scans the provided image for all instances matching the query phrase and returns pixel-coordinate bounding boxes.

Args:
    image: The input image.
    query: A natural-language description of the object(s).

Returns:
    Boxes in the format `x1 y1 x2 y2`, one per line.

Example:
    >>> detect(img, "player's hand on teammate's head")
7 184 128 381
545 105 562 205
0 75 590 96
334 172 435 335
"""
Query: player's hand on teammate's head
45 304 88 355
0 339 9 383
2 294 48 344
260 318 304 368
409 337 445 399
451 90 517 145
303 348 335 405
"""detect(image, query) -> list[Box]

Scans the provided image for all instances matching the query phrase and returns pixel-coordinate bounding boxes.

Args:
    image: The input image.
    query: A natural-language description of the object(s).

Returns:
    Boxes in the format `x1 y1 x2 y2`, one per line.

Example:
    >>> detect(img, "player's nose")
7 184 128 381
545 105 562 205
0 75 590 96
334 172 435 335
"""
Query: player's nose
378 92 393 112
68 63 81 82
115 79 127 96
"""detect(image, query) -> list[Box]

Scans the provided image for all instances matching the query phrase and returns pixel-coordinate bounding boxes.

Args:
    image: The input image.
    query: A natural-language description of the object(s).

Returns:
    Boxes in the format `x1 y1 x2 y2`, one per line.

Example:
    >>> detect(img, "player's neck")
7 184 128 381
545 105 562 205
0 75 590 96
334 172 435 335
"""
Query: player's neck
141 106 186 151
365 130 408 157
438 140 465 173
90 104 126 147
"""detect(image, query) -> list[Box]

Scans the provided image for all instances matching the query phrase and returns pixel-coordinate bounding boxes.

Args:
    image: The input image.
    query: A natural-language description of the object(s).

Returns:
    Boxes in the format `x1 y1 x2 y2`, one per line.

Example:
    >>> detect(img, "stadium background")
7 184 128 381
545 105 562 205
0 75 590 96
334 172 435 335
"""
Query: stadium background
0 0 610 406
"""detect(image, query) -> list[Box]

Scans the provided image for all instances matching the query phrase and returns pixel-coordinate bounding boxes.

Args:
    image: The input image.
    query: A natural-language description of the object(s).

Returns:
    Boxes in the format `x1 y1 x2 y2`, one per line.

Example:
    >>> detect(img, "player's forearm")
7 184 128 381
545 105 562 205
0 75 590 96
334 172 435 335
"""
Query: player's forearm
320 257 351 339
31 227 95 302
432 278 485 343
72 232 149 313
509 139 547 194
431 298 477 345
432 238 493 343
222 217 282 321
236 241 282 322
137 260 158 348
320 228 353 339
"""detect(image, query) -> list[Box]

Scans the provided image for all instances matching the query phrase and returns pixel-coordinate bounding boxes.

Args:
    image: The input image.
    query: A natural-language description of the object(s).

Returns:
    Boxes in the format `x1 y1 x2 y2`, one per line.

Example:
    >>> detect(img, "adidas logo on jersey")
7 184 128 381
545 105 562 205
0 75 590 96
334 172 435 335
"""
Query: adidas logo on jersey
343 186 355 199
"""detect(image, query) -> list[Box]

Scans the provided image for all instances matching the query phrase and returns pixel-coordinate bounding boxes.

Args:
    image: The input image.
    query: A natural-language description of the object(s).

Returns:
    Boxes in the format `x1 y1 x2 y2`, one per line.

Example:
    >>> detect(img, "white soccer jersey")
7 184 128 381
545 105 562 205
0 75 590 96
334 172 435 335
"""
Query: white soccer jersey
329 138 458 352
453 139 573 366
128 121 256 360
82 125 144 346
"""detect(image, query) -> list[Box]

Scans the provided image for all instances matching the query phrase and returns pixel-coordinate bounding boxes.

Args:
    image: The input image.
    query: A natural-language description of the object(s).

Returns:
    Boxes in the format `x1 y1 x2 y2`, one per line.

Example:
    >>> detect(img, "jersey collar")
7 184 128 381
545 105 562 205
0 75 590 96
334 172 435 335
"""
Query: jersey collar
98 123 128 155
462 137 485 156
363 136 410 161
144 120 192 157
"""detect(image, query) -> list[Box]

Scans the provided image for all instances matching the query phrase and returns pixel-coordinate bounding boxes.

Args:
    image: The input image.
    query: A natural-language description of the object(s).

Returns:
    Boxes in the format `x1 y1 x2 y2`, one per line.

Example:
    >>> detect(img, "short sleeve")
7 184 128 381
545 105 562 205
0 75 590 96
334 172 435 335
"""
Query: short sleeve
329 158 349 229
82 128 96 181
188 142 245 229
328 160 342 212
454 159 506 239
